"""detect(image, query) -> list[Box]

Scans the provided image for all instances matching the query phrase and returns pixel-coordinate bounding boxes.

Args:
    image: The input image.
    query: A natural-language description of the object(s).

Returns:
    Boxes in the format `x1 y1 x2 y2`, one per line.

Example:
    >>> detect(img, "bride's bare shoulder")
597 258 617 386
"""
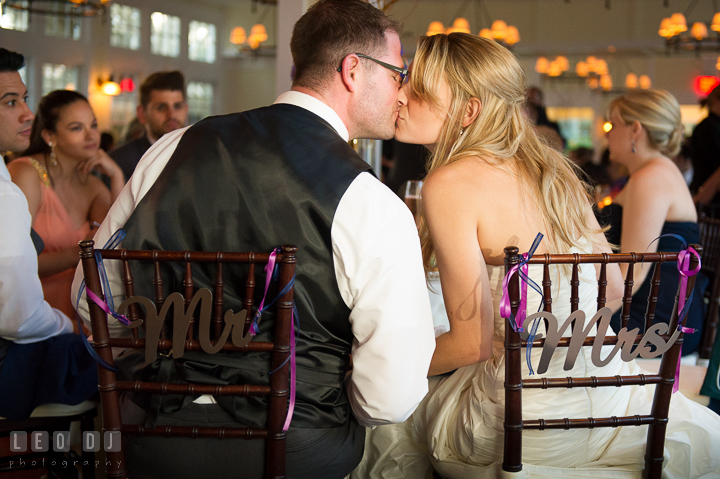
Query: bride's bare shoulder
424 156 510 195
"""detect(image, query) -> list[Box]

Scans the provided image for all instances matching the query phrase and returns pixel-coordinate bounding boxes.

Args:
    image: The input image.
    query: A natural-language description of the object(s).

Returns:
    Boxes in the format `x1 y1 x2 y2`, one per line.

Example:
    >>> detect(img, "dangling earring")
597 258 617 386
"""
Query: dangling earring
631 139 637 154
459 127 465 137
48 142 58 166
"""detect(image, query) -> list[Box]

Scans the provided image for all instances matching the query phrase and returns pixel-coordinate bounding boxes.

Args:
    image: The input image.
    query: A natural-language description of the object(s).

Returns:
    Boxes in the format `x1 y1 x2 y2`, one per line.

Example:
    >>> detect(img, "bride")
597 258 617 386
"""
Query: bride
352 33 720 478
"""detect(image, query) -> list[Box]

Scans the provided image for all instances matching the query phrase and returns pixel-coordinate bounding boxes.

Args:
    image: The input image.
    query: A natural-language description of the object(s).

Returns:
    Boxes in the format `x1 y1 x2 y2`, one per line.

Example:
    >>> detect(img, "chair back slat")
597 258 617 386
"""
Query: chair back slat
183 260 194 342
213 259 224 340
542 262 552 313
644 262 663 333
570 260 580 314
597 260 607 310
502 245 701 479
121 256 139 340
79 242 297 479
244 262 256 335
620 261 635 330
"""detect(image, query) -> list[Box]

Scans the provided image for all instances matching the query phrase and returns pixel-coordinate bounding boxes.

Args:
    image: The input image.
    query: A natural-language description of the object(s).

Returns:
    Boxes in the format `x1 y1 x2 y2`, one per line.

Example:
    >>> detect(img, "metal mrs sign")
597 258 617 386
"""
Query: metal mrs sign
520 307 681 374
116 288 251 364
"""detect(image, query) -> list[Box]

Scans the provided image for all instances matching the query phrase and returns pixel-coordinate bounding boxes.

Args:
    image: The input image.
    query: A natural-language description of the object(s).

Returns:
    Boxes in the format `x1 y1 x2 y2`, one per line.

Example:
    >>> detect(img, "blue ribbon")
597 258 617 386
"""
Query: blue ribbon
75 228 127 371
645 233 697 332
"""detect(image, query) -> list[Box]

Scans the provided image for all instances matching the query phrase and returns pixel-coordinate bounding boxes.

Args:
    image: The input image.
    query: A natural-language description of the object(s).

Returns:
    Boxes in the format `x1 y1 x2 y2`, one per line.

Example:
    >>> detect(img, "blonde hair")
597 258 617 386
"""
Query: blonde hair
609 89 684 157
411 33 594 270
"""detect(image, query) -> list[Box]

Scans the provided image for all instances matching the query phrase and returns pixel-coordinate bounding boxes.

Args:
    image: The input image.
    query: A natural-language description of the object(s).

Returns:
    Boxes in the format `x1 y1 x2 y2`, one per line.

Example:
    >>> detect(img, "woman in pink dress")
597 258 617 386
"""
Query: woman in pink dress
8 90 124 320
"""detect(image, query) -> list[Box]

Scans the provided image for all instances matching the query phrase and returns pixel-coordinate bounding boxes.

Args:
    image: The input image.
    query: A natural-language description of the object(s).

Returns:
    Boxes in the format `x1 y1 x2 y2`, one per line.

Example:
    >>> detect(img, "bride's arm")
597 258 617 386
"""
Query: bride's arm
423 167 494 377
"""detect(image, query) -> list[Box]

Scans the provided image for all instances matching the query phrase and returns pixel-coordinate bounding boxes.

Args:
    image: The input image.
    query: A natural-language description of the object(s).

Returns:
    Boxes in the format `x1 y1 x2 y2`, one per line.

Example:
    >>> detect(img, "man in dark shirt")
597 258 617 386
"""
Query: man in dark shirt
110 71 188 181
690 84 720 205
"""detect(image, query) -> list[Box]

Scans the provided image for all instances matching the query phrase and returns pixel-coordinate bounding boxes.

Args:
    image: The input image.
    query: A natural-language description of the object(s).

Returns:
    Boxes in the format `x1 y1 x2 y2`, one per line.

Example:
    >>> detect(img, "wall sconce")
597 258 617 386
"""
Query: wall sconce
98 77 120 96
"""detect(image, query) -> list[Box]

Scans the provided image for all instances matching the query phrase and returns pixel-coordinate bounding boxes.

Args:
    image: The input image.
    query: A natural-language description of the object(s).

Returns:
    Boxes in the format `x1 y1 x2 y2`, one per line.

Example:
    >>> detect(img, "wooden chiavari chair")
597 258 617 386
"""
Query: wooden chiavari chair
79 241 296 479
502 245 701 479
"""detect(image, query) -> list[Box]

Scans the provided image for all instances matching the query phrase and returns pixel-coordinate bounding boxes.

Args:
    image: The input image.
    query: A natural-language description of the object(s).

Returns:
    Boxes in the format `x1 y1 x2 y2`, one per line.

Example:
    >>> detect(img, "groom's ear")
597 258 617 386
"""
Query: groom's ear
338 54 362 92
462 97 481 128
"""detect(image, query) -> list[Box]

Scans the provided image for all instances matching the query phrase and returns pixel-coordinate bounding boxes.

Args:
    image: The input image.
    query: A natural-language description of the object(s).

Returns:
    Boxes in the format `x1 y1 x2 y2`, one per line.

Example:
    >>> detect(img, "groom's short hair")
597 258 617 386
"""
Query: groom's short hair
290 0 401 92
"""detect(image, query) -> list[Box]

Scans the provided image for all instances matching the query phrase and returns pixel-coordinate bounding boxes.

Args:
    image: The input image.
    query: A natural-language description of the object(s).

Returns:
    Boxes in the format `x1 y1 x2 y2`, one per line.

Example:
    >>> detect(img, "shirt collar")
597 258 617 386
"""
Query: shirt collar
274 91 349 142
0 155 9 182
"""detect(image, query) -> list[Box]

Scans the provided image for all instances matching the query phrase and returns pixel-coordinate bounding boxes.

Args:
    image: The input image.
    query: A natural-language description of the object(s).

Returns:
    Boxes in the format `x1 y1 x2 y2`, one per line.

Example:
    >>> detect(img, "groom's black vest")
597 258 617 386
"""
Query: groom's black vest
117 104 372 429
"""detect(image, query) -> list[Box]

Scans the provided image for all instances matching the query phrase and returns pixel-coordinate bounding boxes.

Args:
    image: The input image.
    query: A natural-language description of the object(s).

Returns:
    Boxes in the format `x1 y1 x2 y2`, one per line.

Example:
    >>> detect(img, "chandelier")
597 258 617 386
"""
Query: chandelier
0 0 112 17
426 17 519 49
658 12 720 55
536 55 651 93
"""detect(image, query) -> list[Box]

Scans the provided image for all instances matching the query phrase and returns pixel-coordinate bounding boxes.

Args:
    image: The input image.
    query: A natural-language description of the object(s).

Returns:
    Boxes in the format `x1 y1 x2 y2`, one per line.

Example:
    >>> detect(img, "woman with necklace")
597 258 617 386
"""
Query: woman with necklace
600 89 706 354
8 89 124 321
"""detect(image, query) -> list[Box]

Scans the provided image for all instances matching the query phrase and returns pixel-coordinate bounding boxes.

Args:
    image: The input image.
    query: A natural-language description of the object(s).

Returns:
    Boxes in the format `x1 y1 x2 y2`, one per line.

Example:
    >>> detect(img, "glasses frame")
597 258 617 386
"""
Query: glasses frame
337 53 407 83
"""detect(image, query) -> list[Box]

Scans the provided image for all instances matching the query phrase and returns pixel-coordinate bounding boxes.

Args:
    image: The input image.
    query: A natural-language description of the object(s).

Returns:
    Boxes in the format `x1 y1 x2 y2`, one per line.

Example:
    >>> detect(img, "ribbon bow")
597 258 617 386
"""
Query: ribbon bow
659 235 701 393
500 233 545 374
75 228 128 372
247 248 299 432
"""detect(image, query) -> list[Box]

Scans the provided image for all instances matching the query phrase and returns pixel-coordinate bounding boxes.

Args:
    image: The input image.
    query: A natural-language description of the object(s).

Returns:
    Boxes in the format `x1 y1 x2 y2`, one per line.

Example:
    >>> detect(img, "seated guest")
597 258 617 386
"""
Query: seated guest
110 71 188 182
600 89 706 354
8 90 124 319
0 48 96 420
71 1 435 478
351 33 720 478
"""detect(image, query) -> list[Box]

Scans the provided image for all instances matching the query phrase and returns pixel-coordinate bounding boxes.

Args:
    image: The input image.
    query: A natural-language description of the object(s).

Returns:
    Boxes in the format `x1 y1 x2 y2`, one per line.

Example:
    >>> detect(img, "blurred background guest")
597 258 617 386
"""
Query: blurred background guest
569 146 611 187
383 138 429 197
100 130 116 153
690 84 720 207
110 70 188 182
672 139 694 186
527 85 566 150
8 90 124 319
0 48 97 422
599 89 706 355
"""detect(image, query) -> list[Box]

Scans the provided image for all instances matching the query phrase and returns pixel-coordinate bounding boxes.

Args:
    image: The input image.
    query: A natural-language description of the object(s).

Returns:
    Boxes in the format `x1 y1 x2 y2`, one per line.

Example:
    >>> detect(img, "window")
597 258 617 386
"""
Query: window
546 107 595 150
42 63 79 96
0 1 29 31
188 21 216 64
45 3 81 39
151 12 181 58
187 82 214 124
110 4 141 50
110 91 139 139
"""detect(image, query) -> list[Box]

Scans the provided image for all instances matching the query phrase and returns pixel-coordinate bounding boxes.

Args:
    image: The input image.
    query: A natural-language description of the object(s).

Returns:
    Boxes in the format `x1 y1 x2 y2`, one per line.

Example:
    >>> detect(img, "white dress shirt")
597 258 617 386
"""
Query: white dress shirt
71 92 436 426
0 156 73 343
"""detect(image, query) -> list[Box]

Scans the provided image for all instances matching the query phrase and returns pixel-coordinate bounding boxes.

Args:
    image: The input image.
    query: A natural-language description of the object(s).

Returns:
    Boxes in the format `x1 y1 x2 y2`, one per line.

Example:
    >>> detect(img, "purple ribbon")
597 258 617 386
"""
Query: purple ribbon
253 248 297 432
250 250 278 336
673 246 701 393
86 288 131 326
500 256 529 333
499 233 544 374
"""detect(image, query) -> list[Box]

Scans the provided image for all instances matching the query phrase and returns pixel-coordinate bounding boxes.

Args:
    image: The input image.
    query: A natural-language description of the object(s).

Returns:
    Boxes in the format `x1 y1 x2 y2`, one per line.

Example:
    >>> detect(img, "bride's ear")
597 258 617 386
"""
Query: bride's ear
462 97 481 128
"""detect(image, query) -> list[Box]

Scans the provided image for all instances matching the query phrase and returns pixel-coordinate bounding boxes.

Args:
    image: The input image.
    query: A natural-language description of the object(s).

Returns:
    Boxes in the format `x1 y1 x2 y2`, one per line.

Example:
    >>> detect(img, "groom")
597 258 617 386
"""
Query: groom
71 0 435 477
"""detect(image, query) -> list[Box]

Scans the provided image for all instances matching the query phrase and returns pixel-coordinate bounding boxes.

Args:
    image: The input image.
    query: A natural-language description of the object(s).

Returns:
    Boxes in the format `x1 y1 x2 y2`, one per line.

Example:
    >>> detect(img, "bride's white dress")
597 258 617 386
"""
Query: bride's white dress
352 251 720 479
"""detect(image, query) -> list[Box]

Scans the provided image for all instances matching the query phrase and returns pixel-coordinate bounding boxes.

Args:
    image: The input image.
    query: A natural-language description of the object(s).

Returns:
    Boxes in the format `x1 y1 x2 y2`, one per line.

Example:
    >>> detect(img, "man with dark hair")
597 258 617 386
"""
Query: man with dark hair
110 70 188 181
0 48 96 420
72 1 435 477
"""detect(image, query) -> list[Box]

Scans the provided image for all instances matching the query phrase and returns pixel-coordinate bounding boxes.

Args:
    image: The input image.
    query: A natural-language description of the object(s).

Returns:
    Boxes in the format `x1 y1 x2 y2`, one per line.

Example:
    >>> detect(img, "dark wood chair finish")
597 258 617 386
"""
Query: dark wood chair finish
79 241 297 479
502 246 701 479
698 214 720 361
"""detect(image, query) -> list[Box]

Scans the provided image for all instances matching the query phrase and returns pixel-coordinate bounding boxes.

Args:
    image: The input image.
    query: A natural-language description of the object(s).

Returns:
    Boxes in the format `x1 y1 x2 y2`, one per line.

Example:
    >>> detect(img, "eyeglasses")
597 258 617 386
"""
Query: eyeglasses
337 53 408 84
